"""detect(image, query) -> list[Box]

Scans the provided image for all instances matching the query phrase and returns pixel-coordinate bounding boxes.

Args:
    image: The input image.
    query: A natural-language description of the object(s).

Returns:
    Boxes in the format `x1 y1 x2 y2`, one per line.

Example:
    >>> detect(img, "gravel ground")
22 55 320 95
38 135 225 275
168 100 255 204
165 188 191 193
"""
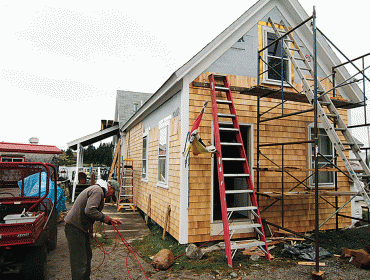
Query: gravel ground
42 221 370 280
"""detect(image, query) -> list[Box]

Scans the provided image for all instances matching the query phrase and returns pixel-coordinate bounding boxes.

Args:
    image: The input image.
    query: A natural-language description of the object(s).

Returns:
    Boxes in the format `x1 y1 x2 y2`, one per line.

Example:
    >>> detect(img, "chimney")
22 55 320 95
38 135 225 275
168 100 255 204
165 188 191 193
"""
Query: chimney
29 137 39 144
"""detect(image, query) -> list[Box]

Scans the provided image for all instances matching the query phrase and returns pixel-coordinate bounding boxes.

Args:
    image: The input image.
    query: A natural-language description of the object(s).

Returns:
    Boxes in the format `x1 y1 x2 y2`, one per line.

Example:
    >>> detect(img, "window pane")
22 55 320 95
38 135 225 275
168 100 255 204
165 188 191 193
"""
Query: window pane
267 57 289 81
142 136 147 158
142 159 147 178
159 127 167 155
12 158 24 162
267 32 287 58
158 125 168 184
310 127 334 185
1 158 12 162
158 157 166 182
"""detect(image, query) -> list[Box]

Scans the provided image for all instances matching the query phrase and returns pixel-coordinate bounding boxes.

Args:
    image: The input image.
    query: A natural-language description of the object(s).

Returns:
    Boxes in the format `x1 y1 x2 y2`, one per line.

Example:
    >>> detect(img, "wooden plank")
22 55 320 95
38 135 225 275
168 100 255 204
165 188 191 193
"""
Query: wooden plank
162 205 171 240
299 262 326 267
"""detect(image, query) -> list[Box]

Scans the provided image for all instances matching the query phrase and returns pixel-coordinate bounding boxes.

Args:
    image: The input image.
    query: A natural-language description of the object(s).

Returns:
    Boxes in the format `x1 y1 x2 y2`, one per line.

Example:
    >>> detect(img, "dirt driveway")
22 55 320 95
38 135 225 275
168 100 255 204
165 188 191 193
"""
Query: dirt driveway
44 221 370 280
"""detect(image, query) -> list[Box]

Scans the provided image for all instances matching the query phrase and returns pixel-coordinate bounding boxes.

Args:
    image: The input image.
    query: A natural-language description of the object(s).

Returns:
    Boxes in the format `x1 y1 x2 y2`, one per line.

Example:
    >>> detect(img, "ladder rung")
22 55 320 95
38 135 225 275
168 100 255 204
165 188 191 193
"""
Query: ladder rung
216 99 232 104
121 186 133 188
229 223 261 231
224 174 250 177
319 101 331 106
300 67 311 71
222 158 246 161
122 176 133 179
219 121 233 126
220 142 242 146
120 195 133 197
288 47 300 51
225 189 253 194
227 206 257 212
326 113 338 118
296 57 306 61
348 158 362 161
218 113 235 118
230 240 266 251
219 127 238 132
215 86 229 92
335 128 346 131
342 142 356 145
213 74 227 79
306 77 315 81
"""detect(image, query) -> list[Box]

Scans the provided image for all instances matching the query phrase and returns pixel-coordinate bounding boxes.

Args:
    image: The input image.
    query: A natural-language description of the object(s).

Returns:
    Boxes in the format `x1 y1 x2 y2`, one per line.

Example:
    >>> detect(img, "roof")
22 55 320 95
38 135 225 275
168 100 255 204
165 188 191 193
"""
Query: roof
115 91 152 126
120 0 364 132
0 142 62 154
67 125 119 150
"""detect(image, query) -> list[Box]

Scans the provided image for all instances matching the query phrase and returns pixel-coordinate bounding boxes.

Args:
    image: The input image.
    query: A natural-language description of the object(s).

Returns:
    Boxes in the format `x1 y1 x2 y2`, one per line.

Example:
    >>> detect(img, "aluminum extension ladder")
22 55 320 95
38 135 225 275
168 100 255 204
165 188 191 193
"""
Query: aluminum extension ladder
117 159 135 211
267 17 370 207
209 74 271 267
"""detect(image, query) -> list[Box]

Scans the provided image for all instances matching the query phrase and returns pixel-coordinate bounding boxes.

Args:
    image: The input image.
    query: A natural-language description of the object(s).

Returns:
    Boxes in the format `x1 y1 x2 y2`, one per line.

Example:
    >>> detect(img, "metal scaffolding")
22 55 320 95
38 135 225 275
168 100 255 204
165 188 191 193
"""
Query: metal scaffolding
256 7 370 275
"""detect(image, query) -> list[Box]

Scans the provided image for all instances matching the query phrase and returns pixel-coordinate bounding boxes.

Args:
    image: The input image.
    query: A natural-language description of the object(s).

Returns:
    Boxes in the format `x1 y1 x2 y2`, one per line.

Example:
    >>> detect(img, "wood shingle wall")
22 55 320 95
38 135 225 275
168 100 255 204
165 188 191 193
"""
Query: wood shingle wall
124 117 181 240
187 72 352 243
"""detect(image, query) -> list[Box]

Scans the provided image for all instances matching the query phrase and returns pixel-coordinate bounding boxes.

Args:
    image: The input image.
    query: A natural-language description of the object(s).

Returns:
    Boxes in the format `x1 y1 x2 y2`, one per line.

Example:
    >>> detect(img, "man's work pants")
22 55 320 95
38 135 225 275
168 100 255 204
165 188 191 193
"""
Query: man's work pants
65 223 92 280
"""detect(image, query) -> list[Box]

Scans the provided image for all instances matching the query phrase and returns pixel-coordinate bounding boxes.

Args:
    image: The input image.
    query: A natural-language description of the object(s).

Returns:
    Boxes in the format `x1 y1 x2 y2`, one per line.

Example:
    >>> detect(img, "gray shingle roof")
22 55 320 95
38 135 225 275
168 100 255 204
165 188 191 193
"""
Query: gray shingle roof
115 90 153 126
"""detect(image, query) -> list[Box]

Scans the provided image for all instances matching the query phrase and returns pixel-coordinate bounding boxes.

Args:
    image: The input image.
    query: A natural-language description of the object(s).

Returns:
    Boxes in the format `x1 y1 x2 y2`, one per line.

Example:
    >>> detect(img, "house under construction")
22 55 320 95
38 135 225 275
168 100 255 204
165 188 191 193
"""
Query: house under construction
68 0 370 270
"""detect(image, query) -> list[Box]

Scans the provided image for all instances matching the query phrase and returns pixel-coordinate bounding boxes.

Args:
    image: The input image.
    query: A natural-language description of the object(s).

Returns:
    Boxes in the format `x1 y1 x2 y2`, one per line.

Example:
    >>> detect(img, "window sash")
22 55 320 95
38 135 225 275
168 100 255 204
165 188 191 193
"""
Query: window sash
310 127 335 185
158 125 169 184
142 136 148 179
262 27 291 83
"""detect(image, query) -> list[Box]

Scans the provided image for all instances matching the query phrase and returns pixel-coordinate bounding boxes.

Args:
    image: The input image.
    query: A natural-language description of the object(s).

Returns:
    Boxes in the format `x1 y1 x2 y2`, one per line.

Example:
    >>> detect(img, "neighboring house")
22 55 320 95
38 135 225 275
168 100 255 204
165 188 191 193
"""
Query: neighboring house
0 139 62 171
115 91 153 125
117 0 367 245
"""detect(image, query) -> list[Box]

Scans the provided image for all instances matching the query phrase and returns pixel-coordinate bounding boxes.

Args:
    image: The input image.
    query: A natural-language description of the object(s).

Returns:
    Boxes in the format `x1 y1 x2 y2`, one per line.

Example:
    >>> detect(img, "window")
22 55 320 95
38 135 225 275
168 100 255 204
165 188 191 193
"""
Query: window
142 130 149 180
309 126 335 186
1 157 24 162
158 116 171 186
262 25 291 84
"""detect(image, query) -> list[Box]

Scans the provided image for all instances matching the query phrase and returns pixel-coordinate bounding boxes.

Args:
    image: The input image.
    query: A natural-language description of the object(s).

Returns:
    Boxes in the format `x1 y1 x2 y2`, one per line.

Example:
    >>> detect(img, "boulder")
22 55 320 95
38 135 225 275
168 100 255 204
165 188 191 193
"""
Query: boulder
152 249 174 270
186 244 204 260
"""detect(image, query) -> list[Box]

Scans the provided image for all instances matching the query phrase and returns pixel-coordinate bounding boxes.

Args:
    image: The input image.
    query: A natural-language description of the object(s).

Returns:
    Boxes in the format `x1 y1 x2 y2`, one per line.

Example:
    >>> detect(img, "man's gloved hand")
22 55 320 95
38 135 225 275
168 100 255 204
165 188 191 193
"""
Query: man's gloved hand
104 215 113 225
110 219 123 225
103 215 122 225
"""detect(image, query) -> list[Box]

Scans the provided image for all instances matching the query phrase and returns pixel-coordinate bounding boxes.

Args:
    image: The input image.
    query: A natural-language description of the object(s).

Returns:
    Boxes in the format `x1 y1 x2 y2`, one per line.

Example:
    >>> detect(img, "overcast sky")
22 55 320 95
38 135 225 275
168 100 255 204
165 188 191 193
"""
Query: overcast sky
1 0 369 150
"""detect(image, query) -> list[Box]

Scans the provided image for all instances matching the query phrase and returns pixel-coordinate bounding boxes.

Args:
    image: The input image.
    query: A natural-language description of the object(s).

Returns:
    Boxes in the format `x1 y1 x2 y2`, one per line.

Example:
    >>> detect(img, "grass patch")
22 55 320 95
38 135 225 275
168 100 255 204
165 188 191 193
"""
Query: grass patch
91 222 113 247
316 225 370 254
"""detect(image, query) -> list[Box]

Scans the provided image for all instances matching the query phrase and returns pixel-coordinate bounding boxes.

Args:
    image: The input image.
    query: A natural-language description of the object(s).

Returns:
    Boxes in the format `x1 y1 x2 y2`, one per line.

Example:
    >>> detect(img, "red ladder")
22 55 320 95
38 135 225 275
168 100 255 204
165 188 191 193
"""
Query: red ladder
209 74 270 267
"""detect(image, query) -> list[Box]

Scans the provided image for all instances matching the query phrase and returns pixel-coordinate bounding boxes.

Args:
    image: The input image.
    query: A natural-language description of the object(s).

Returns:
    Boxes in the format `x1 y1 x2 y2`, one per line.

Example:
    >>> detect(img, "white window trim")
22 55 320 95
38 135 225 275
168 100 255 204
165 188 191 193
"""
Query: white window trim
0 156 25 162
157 116 171 189
262 25 292 86
308 123 335 188
141 128 150 182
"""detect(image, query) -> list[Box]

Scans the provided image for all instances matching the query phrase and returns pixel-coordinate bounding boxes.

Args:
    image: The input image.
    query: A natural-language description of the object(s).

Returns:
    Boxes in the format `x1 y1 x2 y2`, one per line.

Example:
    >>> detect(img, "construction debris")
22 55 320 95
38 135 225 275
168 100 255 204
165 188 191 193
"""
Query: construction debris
298 261 326 267
282 244 331 261
340 248 370 268
186 244 204 260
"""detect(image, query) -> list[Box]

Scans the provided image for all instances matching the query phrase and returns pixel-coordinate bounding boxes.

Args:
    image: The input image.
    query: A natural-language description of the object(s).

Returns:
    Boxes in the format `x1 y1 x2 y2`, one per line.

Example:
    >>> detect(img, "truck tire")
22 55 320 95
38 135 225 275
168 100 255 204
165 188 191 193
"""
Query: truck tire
21 244 47 280
47 209 58 251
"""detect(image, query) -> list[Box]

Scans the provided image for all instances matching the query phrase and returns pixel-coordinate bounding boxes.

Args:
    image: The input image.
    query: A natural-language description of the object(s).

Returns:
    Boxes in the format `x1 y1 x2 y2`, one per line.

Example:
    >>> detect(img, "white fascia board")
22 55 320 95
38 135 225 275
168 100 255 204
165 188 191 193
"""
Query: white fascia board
278 1 363 103
178 74 190 244
67 125 119 150
176 0 270 82
120 76 182 132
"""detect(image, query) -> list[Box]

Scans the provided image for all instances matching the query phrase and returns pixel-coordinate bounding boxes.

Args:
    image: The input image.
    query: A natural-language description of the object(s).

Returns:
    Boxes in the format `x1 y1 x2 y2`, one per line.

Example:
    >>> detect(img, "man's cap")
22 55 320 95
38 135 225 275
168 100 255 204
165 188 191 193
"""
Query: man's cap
96 179 108 194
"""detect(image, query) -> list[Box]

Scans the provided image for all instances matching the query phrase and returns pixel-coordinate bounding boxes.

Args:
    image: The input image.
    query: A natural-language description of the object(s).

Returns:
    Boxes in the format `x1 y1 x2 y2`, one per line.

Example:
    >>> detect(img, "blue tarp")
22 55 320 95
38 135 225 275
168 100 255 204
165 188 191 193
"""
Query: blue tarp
18 172 67 216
